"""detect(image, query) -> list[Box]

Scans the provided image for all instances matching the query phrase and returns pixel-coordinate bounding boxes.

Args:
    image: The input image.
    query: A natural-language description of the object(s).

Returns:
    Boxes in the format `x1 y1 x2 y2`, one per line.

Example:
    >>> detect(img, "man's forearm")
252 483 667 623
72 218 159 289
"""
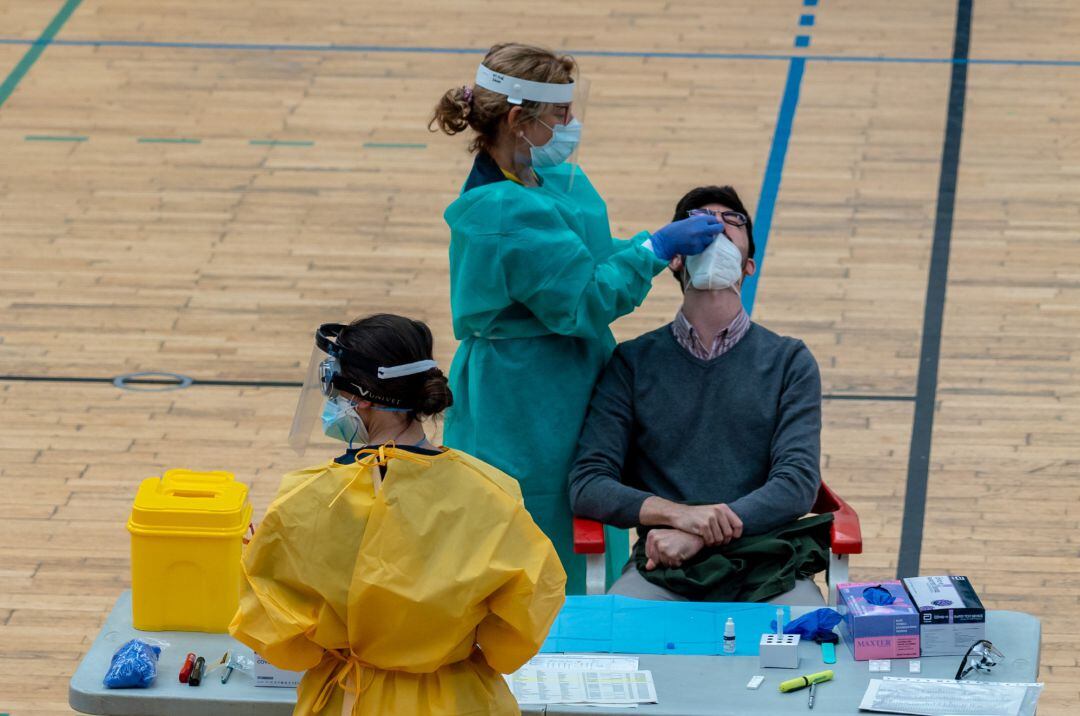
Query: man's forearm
571 473 654 528
638 495 682 527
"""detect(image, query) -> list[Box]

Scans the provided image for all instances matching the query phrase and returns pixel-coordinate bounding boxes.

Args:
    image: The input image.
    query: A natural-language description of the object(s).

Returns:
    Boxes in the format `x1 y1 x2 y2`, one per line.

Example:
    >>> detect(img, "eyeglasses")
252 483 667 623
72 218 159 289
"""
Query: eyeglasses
688 208 749 228
533 104 572 126
955 640 1004 680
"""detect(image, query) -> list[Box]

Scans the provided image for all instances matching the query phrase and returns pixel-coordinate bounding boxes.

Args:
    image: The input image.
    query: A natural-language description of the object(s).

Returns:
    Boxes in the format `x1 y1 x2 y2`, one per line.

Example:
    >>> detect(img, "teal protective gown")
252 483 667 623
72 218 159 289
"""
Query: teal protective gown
443 154 667 594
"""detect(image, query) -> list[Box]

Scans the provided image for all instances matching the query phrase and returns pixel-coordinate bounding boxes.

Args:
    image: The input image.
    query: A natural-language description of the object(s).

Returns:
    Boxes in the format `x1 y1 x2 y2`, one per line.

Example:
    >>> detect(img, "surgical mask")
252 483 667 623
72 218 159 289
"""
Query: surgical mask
527 118 582 168
685 234 745 291
321 396 368 446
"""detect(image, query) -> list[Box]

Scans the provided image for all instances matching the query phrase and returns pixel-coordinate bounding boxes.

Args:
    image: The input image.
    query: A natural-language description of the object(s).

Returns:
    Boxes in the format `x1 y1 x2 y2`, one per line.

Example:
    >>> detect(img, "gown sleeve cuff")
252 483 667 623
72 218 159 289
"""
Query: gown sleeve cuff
632 231 669 274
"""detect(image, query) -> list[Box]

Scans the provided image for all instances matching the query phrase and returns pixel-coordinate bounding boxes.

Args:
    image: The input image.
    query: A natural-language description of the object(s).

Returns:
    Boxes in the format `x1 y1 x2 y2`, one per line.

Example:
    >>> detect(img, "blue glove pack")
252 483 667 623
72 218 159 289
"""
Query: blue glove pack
771 607 843 643
103 639 161 689
649 214 725 261
862 584 896 606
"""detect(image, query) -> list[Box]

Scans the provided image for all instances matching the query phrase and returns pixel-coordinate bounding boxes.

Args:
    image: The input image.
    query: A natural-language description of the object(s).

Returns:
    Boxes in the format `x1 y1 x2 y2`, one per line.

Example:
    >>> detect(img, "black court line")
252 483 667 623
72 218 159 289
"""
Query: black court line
0 374 301 388
0 373 914 402
896 0 972 579
823 394 915 402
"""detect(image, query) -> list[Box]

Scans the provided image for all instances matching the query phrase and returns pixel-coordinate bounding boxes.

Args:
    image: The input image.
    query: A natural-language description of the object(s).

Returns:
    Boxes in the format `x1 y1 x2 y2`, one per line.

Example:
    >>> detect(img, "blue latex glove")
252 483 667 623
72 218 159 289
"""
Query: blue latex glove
863 585 896 606
649 214 725 260
771 608 843 642
103 639 161 689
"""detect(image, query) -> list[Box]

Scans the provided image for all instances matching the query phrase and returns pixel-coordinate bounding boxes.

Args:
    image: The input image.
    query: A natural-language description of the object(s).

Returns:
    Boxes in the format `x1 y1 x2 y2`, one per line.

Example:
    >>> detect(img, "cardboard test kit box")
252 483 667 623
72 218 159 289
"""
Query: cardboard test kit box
903 575 986 657
254 654 303 688
836 581 920 661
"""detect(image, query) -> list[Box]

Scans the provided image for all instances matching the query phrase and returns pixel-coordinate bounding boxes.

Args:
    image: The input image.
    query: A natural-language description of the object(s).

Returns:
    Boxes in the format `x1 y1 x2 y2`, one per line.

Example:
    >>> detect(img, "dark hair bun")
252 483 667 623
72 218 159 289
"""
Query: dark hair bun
416 369 453 417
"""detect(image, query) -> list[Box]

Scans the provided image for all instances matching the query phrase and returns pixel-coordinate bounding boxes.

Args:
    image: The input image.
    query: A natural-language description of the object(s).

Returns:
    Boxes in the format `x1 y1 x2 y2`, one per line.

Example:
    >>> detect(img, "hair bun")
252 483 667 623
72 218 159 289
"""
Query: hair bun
428 87 472 135
416 369 453 417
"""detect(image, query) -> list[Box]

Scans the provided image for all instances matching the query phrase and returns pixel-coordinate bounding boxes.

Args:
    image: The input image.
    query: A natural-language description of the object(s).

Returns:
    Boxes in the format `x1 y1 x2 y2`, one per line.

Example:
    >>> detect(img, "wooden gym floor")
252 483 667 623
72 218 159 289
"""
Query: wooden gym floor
1 0 1079 712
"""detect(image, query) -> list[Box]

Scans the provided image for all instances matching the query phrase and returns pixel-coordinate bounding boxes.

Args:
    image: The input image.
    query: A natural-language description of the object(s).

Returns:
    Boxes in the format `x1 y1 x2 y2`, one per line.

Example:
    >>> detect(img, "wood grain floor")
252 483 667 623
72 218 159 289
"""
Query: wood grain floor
1 0 1079 713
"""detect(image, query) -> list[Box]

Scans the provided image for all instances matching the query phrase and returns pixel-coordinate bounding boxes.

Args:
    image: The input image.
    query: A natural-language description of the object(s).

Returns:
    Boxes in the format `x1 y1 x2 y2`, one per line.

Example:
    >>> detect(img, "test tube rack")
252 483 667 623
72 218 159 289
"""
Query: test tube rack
759 633 801 669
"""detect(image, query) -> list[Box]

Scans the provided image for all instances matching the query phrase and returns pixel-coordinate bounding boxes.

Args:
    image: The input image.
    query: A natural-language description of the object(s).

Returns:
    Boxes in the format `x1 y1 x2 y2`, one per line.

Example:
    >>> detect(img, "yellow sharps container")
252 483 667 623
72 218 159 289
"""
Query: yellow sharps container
128 469 252 632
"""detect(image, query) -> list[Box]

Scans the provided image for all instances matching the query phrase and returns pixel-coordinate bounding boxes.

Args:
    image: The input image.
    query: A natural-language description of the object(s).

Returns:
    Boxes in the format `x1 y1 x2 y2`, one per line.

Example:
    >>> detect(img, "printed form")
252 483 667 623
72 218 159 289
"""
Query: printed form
507 668 657 706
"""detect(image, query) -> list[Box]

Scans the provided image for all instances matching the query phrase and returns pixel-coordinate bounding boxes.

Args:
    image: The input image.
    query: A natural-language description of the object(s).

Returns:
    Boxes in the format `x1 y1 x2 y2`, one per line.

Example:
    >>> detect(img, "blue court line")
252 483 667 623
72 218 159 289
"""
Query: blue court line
741 58 806 315
137 137 201 144
25 134 86 141
363 141 426 149
0 37 1079 67
250 139 314 146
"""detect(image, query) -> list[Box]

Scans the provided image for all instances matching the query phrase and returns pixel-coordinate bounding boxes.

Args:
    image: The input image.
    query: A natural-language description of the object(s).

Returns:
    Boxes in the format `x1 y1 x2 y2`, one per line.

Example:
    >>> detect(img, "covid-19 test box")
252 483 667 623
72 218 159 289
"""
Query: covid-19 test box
903 575 986 657
836 581 920 661
253 654 303 688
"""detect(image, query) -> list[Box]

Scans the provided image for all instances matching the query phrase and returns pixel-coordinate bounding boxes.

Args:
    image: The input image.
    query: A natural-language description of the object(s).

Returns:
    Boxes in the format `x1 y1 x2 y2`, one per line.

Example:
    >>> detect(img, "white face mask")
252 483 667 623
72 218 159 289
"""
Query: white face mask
321 396 369 446
685 234 745 291
527 118 582 168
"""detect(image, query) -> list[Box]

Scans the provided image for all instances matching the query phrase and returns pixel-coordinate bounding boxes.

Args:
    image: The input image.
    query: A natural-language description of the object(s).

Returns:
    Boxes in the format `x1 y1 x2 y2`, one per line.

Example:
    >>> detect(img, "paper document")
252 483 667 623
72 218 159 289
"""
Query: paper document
506 668 657 705
526 654 639 671
859 677 1044 716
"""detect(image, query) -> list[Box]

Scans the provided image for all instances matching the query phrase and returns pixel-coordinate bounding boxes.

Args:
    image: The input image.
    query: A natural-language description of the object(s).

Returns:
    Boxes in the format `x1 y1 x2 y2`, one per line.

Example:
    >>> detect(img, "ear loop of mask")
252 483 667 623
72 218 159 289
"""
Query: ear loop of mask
338 397 361 450
514 106 550 147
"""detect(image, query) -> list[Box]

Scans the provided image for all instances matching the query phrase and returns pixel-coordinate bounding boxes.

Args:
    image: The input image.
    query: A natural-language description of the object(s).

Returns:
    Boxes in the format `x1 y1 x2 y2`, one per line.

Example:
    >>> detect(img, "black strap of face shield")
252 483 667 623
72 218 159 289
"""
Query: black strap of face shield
317 324 383 374
317 324 418 410
329 374 411 410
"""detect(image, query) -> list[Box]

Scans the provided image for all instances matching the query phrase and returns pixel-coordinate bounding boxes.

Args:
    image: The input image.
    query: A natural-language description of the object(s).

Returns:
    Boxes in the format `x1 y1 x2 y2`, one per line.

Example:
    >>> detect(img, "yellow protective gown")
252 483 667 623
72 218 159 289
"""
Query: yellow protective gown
230 445 567 716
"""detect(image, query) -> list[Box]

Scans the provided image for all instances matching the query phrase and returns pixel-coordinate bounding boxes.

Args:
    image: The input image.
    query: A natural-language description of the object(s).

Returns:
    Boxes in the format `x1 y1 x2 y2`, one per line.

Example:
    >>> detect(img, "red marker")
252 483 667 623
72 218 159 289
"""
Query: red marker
179 652 196 683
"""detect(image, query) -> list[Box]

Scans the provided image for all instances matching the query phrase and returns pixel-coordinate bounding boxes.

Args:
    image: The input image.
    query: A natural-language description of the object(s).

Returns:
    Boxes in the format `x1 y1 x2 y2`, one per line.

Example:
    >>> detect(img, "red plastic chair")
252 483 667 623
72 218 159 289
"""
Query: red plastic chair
573 481 863 604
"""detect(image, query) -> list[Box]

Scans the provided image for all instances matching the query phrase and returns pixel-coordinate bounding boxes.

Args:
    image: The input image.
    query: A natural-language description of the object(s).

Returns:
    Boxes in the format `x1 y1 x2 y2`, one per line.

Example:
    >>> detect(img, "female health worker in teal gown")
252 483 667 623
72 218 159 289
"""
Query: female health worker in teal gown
430 43 725 594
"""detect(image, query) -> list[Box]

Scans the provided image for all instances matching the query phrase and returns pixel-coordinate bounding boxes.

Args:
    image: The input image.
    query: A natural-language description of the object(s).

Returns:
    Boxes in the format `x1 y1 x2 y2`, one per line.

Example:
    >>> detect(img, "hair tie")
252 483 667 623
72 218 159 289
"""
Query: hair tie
461 86 474 104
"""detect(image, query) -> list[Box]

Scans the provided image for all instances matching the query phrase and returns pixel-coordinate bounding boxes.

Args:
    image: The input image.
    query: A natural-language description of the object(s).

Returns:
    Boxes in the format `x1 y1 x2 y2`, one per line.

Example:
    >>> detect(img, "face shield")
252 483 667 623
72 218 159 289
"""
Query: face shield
288 323 438 455
474 63 589 193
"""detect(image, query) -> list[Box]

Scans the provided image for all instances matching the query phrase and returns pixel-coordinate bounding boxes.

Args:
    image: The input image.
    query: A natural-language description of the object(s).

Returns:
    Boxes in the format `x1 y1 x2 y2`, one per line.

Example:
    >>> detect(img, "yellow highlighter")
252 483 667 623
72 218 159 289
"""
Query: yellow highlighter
778 669 834 693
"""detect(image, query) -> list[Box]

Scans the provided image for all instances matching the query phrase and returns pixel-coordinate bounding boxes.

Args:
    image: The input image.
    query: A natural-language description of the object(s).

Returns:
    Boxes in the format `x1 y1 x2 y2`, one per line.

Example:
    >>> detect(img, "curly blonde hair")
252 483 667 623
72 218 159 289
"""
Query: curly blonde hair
429 43 576 154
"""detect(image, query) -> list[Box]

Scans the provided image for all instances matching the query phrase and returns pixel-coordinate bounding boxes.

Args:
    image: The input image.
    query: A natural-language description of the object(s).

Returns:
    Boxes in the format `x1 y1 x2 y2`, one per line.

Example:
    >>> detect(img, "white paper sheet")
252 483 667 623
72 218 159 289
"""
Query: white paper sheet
859 677 1044 716
506 668 657 705
525 654 640 671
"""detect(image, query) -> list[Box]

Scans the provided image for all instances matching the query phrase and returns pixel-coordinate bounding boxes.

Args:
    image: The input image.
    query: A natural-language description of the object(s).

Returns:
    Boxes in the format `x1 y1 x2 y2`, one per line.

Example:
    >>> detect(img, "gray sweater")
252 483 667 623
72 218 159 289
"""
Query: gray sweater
568 322 822 535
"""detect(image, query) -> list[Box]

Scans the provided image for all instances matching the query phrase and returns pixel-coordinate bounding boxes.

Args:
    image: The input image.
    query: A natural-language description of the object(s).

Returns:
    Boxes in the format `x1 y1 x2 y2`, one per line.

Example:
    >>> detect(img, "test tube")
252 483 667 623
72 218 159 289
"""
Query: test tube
776 608 784 636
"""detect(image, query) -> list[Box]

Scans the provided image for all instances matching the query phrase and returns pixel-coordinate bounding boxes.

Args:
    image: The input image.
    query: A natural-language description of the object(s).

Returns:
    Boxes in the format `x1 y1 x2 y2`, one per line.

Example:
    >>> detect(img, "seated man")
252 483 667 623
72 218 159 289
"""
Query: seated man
569 185 826 605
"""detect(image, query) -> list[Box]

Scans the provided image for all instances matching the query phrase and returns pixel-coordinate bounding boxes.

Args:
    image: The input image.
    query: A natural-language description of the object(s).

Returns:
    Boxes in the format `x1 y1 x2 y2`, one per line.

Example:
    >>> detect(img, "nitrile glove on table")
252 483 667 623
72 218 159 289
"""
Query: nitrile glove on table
540 596 790 656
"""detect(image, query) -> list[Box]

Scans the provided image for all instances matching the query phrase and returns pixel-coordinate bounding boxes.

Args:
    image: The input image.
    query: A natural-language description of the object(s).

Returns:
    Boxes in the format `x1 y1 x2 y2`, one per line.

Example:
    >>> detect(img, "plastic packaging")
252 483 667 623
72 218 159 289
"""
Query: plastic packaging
103 639 161 689
211 650 255 684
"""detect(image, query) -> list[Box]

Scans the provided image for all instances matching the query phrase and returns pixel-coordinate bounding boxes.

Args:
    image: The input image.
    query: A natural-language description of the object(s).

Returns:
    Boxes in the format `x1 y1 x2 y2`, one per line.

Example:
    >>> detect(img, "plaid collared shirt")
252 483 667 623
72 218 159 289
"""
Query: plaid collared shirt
671 308 751 360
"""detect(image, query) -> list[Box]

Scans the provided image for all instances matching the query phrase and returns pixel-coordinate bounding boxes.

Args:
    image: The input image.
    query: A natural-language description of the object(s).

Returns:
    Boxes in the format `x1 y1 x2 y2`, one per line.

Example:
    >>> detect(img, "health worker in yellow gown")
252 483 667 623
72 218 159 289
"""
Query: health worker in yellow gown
230 314 566 716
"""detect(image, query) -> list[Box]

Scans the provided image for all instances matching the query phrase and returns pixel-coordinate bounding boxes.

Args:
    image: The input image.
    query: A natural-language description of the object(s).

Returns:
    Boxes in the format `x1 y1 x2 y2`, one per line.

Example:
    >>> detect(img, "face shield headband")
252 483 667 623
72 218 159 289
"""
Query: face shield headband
315 323 438 411
474 64 575 106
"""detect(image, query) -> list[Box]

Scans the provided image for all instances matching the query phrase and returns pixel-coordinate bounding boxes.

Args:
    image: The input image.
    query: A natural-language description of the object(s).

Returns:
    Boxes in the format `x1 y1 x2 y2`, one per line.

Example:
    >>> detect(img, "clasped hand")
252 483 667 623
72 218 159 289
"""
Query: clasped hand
638 499 744 570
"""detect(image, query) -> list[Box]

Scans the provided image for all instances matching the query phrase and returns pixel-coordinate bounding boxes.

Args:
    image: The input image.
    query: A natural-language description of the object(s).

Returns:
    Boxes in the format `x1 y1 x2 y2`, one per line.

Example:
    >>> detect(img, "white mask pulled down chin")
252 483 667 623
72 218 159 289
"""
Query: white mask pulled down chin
685 235 745 292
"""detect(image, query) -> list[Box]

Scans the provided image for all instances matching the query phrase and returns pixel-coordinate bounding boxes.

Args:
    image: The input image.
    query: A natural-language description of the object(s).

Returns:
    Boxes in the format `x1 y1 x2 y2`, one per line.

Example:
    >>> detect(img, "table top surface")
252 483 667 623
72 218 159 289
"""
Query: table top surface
70 591 1041 716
